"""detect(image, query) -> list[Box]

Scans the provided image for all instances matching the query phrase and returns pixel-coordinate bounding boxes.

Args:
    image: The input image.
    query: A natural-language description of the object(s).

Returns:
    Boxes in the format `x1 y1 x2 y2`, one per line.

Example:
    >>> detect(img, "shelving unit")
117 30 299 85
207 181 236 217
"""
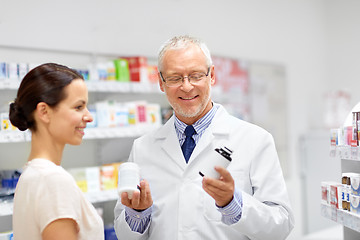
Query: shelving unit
0 72 167 233
0 44 264 237
321 202 360 232
0 125 160 143
322 145 360 239
0 78 162 93
0 189 118 218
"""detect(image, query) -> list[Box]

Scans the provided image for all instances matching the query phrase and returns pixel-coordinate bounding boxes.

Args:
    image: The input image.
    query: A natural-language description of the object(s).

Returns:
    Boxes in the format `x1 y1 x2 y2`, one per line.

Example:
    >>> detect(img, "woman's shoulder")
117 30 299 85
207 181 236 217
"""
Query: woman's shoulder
22 158 74 184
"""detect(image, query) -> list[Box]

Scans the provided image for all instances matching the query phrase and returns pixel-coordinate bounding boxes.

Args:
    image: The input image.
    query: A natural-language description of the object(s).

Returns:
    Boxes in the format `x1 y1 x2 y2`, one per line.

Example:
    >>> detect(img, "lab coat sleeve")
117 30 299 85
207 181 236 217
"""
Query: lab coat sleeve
231 132 294 240
234 192 293 240
114 149 151 240
114 199 151 240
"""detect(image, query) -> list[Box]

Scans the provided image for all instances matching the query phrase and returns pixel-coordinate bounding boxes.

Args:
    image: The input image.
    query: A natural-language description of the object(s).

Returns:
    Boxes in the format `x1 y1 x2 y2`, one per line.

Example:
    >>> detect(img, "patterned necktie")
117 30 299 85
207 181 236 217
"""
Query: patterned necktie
181 125 196 163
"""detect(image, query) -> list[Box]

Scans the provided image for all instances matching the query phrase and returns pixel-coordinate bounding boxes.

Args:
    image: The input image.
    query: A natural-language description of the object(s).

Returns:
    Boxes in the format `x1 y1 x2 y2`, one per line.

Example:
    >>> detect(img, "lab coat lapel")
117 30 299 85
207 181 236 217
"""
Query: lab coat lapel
189 128 214 161
154 116 187 170
189 105 231 163
154 105 231 169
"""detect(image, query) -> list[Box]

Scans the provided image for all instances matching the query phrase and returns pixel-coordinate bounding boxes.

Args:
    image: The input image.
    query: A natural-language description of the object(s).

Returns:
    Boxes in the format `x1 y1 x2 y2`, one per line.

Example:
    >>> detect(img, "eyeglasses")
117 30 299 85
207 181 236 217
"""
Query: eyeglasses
160 67 210 88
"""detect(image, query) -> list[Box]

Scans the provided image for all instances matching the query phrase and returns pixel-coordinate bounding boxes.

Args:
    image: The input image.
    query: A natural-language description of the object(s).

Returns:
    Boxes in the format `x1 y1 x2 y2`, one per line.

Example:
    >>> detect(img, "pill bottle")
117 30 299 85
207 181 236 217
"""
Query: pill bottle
118 162 140 199
199 146 233 179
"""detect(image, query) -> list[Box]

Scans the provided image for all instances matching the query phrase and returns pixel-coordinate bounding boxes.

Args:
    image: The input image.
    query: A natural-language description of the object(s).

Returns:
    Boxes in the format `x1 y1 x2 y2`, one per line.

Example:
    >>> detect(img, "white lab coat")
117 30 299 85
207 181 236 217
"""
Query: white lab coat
114 104 294 240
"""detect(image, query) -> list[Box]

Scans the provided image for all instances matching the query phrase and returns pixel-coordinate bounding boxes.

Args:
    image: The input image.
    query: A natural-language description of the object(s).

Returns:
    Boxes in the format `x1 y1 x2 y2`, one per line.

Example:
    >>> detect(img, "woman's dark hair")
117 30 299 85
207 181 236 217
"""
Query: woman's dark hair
9 63 84 132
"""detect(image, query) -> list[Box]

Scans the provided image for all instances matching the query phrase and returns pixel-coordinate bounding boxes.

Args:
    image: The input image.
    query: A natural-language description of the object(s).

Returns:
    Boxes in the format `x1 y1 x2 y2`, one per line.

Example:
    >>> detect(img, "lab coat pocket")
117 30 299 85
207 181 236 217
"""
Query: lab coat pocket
230 169 251 194
203 169 247 222
179 179 203 231
203 192 222 222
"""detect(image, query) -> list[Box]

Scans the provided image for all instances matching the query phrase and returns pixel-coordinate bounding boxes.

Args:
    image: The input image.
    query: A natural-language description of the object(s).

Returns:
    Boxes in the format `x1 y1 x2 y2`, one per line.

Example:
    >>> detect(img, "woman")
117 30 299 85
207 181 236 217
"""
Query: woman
9 63 104 240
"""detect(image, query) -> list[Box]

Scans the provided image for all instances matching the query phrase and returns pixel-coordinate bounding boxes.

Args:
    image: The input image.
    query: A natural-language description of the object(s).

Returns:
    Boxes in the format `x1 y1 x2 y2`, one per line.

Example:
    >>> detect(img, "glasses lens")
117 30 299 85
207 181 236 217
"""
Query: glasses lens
162 69 210 87
188 72 206 82
165 76 182 87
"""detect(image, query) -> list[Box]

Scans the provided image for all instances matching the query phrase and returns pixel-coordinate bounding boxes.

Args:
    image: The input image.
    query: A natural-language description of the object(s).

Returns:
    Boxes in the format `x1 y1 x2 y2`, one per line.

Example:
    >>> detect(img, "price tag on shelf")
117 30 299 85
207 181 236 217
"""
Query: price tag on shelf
337 209 344 225
0 79 20 89
85 190 117 203
9 131 25 142
330 205 337 222
86 81 132 92
344 212 356 231
0 132 12 142
356 216 360 232
24 130 32 141
131 82 151 93
114 82 130 92
85 191 102 203
101 189 118 201
330 145 336 158
0 201 13 216
342 146 351 160
352 147 359 161
0 131 25 142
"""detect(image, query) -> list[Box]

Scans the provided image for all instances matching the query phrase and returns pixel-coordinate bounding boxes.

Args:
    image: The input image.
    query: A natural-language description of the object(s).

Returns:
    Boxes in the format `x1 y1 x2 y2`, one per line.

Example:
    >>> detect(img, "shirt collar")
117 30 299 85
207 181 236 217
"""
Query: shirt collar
174 103 218 136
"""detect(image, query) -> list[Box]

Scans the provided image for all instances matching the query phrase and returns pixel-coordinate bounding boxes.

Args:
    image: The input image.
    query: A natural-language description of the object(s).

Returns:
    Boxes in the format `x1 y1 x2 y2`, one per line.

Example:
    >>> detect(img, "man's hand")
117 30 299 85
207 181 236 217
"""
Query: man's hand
121 179 153 211
202 166 234 207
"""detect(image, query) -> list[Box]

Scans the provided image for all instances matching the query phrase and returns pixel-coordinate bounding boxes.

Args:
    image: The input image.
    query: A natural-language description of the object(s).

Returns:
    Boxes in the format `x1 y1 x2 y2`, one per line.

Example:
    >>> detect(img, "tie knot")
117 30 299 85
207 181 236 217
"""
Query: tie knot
184 125 196 137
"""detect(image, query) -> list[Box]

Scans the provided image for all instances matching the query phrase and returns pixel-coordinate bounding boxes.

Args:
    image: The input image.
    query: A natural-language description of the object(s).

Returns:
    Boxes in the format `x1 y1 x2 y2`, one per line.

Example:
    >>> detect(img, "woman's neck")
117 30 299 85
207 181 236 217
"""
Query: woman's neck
28 131 64 166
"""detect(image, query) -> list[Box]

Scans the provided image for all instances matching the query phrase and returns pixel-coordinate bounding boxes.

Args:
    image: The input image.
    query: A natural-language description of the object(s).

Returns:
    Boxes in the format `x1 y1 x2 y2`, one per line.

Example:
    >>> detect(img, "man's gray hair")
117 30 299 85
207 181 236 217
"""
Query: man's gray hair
157 35 213 72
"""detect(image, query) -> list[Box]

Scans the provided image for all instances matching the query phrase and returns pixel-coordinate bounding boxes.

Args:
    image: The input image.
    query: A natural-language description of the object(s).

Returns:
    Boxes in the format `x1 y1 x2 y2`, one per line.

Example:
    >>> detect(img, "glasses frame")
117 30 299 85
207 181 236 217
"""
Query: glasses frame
160 67 211 88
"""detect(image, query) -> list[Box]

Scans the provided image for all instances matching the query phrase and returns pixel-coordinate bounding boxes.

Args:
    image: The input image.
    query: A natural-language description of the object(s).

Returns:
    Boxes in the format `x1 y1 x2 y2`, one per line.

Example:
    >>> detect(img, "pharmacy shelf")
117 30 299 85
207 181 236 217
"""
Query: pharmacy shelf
83 125 160 139
86 81 161 93
0 189 118 217
325 144 360 239
321 203 360 233
0 124 161 143
0 131 30 143
0 51 164 233
0 79 162 93
0 79 19 89
334 145 360 161
85 189 118 203
0 201 13 217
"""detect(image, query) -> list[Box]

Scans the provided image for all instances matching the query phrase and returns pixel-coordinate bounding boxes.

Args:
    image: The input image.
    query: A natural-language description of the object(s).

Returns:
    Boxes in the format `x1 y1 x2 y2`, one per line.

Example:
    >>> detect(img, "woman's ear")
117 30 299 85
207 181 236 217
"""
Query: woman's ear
35 102 51 124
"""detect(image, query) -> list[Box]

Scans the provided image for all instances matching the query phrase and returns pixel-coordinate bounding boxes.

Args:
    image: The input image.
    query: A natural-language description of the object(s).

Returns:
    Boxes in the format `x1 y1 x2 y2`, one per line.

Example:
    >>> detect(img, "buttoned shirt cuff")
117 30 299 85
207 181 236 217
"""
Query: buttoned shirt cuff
125 206 152 234
216 189 243 225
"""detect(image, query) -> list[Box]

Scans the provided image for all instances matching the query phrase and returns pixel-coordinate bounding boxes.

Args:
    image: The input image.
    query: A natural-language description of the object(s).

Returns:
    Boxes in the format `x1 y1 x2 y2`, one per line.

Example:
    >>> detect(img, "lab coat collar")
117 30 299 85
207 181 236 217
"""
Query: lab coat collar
153 104 232 170
189 105 232 163
154 116 187 170
153 103 231 138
